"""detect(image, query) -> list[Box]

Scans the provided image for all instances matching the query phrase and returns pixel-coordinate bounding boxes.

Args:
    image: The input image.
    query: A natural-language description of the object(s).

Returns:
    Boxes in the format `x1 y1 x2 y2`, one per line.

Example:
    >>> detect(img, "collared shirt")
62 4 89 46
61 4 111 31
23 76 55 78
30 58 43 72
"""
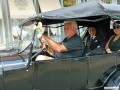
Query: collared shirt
56 34 85 58
91 36 96 39
85 34 106 50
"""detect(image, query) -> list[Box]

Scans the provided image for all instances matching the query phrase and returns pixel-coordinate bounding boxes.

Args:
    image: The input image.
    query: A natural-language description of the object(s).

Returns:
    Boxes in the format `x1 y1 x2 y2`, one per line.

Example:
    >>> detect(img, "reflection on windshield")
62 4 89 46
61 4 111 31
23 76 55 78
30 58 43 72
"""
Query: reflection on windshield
78 27 87 39
18 25 34 52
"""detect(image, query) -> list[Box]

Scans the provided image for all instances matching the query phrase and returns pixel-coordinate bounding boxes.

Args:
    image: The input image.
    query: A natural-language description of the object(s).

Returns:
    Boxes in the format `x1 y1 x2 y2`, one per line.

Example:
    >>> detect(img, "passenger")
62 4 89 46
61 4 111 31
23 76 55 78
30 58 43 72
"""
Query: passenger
105 21 120 53
84 26 106 55
36 20 85 60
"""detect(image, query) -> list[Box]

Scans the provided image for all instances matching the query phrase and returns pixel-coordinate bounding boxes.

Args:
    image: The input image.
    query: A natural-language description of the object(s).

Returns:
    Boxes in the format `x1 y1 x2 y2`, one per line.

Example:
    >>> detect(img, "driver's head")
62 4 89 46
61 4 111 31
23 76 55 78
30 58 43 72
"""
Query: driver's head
64 20 77 39
88 26 96 36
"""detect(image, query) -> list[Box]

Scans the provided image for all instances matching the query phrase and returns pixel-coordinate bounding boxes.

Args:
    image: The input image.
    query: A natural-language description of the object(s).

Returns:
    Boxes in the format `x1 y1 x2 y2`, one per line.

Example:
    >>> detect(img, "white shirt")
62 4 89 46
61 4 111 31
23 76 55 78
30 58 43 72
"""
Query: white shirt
91 36 96 39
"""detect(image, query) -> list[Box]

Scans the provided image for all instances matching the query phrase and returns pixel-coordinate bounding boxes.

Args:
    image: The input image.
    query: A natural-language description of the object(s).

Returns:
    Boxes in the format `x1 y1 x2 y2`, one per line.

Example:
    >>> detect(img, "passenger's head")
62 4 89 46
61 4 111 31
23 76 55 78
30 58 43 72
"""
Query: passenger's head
64 20 77 39
88 26 96 36
113 21 120 35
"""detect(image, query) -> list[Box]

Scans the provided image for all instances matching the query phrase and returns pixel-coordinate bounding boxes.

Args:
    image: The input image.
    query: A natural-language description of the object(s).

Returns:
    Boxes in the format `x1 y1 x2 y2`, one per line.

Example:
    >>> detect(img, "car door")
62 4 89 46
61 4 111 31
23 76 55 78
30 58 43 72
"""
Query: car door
1 54 33 90
32 57 88 90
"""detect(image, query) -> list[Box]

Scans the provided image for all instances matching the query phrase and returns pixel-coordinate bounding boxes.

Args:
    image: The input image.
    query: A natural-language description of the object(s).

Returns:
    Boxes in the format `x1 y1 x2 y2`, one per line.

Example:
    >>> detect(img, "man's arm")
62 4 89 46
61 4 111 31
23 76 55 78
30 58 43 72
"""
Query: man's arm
39 34 67 53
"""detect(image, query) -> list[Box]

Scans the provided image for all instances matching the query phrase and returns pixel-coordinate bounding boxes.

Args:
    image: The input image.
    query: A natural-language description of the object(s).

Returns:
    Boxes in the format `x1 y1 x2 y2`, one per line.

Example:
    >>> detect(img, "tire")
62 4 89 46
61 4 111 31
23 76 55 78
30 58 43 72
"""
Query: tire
104 71 120 90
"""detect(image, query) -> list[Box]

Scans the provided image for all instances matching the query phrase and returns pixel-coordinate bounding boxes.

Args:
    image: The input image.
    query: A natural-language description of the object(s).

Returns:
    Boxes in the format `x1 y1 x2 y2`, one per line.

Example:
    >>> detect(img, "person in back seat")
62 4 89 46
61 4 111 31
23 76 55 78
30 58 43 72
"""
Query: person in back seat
84 26 106 55
105 21 120 53
36 20 85 60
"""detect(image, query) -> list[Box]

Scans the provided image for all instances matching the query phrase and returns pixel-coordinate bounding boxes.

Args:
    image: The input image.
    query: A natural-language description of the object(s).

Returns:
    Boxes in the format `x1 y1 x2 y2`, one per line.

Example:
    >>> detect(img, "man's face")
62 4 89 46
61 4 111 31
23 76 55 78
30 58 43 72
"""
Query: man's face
88 27 96 36
64 23 73 37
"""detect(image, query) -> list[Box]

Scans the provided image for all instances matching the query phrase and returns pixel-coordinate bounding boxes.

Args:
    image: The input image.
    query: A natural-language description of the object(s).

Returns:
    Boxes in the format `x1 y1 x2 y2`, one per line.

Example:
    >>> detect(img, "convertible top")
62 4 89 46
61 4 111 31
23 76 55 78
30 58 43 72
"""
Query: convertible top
19 0 120 26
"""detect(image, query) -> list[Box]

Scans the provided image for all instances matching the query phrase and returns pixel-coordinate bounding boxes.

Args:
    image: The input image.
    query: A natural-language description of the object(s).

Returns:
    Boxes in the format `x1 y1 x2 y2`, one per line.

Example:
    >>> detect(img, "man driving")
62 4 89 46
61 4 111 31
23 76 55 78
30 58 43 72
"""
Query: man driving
36 20 85 60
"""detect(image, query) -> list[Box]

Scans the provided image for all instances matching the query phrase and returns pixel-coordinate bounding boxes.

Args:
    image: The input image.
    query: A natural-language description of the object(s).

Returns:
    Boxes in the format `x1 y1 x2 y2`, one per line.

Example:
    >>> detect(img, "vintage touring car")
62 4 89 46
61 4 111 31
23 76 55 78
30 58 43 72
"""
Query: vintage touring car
0 0 120 90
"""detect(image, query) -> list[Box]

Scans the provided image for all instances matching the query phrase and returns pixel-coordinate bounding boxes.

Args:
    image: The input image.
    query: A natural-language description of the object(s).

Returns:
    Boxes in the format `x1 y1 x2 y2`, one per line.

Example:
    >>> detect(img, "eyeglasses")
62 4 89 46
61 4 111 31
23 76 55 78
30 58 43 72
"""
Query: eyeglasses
113 24 120 29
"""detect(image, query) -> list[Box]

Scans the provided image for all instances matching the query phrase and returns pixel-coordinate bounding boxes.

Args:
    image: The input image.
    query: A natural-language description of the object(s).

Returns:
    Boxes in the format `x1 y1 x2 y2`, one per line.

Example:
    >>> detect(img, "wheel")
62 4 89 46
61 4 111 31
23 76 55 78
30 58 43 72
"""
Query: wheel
104 71 120 90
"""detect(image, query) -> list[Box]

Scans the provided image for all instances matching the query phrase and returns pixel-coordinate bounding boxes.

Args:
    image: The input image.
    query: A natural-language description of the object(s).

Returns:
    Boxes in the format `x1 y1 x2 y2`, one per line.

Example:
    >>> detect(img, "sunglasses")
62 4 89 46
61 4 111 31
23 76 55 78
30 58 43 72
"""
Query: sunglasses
113 24 120 29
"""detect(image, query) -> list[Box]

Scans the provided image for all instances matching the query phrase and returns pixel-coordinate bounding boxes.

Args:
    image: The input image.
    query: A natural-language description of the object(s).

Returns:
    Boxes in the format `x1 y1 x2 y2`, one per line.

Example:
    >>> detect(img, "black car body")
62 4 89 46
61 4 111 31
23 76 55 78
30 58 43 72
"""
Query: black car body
0 1 120 90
